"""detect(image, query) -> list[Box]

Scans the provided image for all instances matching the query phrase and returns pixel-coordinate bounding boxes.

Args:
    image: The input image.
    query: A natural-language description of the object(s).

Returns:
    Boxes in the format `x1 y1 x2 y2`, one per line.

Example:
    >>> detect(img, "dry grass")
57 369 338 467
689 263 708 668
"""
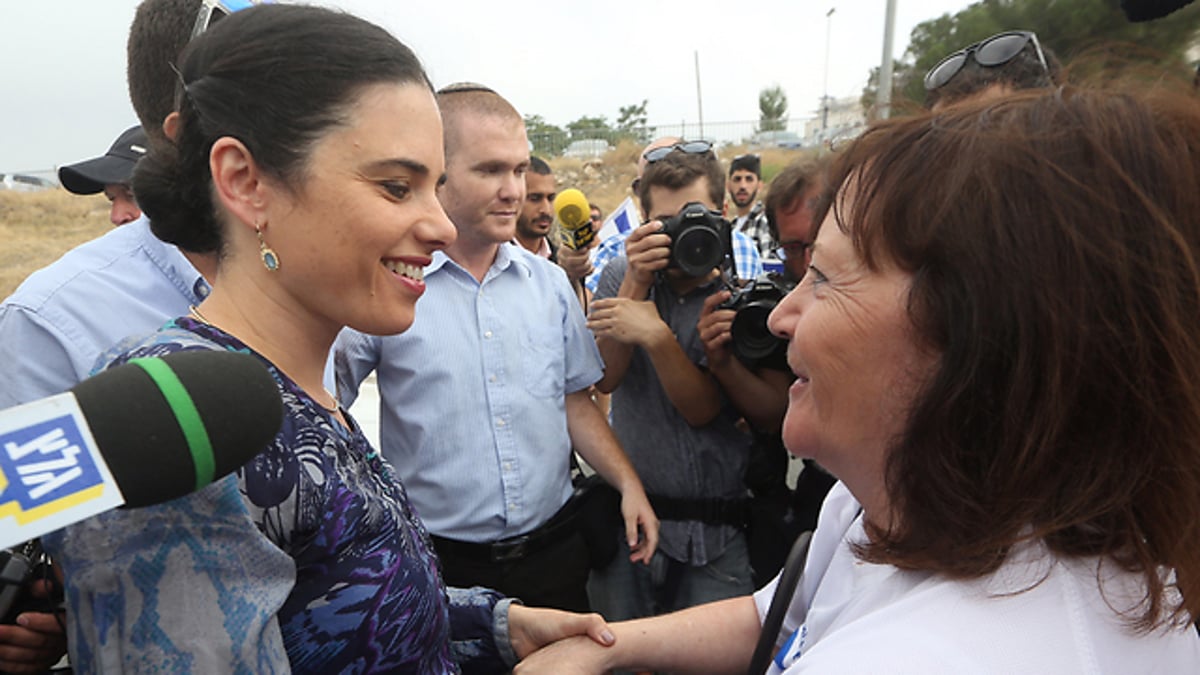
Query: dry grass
546 142 818 218
0 145 817 299
0 190 111 299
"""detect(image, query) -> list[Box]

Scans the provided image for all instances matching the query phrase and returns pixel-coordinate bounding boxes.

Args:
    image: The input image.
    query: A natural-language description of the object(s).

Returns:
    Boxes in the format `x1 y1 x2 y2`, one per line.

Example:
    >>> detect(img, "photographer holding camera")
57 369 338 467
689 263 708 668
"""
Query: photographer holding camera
587 143 782 621
727 157 842 586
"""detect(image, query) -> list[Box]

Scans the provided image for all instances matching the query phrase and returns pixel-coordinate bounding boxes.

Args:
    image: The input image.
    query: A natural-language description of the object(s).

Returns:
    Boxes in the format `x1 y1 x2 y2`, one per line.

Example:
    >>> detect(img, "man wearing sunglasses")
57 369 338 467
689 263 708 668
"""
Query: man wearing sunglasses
582 138 762 295
587 143 784 623
924 30 1061 110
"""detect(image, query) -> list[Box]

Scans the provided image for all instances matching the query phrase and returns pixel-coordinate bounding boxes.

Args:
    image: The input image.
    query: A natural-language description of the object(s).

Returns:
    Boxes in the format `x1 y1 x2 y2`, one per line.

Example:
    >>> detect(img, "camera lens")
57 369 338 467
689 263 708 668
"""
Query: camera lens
731 302 783 362
673 225 724 277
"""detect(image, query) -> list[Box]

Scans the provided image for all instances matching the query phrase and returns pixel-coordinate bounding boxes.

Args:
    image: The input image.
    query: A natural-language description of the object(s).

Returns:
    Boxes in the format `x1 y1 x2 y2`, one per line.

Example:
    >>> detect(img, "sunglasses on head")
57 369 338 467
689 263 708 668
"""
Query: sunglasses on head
923 30 1048 91
192 0 263 39
642 140 714 164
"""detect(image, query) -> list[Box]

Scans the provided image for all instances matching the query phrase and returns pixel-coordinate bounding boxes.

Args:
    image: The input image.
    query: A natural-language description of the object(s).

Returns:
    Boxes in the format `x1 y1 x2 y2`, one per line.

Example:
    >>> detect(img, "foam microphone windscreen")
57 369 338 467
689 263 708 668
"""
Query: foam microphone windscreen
1120 0 1194 20
71 350 283 507
554 188 595 250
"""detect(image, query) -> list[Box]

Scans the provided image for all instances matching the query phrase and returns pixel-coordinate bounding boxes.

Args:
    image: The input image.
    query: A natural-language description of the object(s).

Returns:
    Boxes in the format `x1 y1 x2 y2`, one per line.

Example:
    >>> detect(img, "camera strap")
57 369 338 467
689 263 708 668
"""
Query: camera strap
721 219 740 286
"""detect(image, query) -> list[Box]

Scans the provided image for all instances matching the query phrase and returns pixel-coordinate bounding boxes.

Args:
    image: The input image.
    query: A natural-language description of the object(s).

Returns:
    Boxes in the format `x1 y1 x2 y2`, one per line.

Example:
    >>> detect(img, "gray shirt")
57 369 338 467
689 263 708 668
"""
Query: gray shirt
596 256 752 566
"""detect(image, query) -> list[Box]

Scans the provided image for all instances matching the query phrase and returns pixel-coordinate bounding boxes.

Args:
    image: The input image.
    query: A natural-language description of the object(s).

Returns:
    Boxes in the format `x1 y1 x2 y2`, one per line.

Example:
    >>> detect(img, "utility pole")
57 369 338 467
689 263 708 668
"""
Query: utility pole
878 0 897 119
694 50 705 139
821 7 836 142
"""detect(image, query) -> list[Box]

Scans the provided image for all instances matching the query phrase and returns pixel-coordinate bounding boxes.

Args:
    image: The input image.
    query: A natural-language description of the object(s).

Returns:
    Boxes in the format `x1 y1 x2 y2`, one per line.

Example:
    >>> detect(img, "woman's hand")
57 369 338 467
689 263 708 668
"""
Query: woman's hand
514 634 613 674
508 604 615 661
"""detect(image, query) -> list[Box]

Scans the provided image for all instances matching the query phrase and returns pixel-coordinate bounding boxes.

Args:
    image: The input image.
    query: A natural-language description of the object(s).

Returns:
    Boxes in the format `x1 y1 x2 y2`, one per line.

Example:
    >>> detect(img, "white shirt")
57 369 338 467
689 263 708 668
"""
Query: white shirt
754 482 1200 674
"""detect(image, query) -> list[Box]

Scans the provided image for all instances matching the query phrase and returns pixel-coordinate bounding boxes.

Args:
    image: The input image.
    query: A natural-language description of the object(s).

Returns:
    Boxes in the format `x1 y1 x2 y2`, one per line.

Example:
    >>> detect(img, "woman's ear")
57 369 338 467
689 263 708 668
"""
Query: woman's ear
209 136 269 232
162 112 182 142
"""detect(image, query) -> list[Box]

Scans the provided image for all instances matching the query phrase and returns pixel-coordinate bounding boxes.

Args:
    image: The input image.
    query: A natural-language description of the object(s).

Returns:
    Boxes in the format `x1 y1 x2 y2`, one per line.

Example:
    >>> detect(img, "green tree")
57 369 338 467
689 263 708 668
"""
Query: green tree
524 114 568 157
758 85 788 132
862 0 1200 112
615 99 653 144
566 115 614 142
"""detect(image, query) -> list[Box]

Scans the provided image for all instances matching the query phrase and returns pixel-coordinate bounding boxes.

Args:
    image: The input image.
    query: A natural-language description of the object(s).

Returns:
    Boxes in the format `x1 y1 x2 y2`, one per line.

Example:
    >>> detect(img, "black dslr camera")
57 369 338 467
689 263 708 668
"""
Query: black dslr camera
0 540 58 624
660 202 730 278
719 272 797 371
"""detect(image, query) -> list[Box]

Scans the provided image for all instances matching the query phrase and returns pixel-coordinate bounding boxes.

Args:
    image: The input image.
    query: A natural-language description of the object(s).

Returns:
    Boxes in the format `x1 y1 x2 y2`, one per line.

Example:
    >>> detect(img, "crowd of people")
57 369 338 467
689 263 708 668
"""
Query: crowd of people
0 1 1198 673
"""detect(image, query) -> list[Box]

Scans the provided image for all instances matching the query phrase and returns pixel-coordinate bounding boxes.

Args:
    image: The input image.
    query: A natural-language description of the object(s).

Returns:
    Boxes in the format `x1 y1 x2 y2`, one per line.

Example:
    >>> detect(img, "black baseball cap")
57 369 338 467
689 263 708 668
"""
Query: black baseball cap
59 126 148 195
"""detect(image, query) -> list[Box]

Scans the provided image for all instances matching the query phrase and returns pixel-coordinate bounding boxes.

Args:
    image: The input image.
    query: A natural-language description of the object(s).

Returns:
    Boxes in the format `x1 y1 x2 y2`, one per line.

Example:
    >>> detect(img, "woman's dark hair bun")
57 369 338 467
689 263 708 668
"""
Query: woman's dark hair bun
132 138 221 253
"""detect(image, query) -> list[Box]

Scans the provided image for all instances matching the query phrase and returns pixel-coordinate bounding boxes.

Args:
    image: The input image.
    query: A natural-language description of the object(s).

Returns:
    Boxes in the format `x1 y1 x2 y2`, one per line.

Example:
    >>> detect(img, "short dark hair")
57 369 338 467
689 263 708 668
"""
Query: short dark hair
132 4 431 253
528 156 552 175
637 149 724 218
817 85 1200 631
435 86 522 163
127 0 202 145
729 153 761 177
925 39 1062 108
764 155 827 241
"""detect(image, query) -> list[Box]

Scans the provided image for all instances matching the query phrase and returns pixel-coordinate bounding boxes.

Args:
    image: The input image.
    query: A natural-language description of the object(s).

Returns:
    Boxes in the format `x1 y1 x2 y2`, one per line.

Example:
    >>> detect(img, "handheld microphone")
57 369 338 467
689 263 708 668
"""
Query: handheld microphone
0 350 283 549
1120 0 1194 20
554 188 596 250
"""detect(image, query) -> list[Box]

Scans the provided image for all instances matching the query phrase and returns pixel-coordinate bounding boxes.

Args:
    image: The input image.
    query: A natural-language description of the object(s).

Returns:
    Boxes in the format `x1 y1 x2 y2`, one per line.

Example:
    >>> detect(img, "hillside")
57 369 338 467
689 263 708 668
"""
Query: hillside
0 142 812 299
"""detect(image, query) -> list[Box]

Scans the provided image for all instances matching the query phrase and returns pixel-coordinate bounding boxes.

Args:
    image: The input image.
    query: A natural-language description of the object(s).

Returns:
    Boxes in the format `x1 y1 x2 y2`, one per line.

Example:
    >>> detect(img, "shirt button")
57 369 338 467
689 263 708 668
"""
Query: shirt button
489 375 497 383
496 418 505 427
484 330 493 338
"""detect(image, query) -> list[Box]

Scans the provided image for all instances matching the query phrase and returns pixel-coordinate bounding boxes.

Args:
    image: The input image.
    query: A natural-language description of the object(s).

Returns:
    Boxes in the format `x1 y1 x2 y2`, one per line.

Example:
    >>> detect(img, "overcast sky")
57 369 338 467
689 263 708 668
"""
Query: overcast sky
0 0 974 175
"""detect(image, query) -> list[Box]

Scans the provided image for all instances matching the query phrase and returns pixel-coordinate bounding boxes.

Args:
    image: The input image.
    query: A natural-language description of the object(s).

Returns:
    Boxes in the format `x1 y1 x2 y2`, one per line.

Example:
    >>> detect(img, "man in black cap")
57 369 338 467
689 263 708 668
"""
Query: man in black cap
58 125 148 226
726 153 773 258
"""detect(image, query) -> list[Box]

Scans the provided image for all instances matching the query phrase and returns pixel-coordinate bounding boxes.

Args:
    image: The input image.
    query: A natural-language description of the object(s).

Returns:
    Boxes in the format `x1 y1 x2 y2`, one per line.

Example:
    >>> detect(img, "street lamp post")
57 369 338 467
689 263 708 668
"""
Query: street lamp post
821 7 835 142
878 0 897 119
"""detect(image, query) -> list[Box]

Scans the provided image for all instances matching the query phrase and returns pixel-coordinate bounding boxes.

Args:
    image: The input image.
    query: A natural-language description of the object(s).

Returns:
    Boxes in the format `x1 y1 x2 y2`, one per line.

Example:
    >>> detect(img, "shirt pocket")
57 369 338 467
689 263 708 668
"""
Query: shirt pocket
520 322 565 398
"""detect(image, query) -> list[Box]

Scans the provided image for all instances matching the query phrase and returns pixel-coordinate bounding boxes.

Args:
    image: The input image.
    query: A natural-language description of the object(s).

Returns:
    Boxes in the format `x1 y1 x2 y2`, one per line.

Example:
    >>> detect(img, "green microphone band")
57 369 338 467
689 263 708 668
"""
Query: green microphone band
129 356 216 490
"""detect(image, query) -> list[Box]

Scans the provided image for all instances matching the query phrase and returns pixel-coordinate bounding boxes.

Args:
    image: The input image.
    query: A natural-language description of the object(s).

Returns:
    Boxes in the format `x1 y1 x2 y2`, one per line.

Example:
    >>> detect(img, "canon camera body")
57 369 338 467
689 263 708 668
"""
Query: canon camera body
660 202 731 278
719 272 797 371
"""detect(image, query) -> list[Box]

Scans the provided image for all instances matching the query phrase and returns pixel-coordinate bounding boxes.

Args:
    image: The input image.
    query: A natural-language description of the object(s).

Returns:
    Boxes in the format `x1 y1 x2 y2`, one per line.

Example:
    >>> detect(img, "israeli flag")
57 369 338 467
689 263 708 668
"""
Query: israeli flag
595 196 640 246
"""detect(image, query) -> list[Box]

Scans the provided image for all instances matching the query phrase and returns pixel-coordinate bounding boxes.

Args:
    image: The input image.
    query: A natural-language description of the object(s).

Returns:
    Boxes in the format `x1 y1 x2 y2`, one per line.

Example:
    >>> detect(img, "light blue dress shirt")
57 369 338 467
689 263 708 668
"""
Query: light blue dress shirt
335 244 604 542
0 217 208 408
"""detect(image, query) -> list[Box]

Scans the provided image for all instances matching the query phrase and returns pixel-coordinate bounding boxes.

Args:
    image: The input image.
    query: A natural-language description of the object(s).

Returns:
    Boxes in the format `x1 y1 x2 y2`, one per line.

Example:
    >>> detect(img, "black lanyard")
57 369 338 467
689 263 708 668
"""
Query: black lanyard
746 530 813 675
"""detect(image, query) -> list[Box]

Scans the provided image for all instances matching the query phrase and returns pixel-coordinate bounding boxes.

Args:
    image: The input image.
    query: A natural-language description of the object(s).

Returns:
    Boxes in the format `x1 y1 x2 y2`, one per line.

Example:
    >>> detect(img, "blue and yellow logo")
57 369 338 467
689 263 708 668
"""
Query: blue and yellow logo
0 414 107 524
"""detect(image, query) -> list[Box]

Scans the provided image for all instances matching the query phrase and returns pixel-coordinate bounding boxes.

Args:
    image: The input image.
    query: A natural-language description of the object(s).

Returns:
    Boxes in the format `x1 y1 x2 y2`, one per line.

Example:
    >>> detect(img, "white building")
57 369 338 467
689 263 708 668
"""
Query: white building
804 95 867 147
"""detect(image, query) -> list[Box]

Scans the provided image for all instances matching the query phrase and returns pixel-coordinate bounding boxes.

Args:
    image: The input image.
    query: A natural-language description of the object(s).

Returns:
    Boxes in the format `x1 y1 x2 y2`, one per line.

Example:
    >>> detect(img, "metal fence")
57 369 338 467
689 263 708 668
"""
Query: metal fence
530 117 820 158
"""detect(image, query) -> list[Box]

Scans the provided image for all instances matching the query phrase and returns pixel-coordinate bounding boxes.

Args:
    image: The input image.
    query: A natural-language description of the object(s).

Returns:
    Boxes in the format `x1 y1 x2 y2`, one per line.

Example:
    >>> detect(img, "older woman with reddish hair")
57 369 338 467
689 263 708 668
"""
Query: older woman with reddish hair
515 84 1200 673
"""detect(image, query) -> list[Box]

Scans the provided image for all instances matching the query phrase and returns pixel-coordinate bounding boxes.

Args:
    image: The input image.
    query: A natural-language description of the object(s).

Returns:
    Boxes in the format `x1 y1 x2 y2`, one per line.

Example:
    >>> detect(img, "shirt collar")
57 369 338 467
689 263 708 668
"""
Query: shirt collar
428 243 533 279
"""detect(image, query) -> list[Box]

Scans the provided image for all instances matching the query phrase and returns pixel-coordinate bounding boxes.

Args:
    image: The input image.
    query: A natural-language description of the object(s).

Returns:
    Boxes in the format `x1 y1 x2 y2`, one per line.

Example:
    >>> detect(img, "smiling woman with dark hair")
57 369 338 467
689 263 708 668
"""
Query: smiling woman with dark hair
41 5 610 673
515 83 1200 674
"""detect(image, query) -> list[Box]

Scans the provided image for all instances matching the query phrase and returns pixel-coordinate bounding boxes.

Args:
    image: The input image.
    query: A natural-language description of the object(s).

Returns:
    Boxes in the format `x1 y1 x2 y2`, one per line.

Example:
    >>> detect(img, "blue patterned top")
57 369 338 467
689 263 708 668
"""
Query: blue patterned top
43 319 513 674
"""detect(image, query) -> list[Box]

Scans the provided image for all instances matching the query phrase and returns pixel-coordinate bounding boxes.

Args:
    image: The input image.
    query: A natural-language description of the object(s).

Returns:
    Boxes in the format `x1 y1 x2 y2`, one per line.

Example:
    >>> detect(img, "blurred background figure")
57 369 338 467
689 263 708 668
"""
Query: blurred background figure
726 153 773 258
589 202 603 228
514 155 558 260
57 125 147 226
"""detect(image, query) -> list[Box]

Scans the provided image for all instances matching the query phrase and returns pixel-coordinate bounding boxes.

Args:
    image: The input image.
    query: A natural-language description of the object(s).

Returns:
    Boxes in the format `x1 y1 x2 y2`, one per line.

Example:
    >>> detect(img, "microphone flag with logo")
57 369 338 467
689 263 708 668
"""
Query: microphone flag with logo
554 188 596 250
0 350 283 549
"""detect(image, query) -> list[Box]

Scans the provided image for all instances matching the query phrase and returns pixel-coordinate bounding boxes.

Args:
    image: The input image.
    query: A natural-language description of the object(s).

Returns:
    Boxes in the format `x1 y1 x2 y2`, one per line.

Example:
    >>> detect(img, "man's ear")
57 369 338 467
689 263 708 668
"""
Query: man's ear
209 136 269 231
